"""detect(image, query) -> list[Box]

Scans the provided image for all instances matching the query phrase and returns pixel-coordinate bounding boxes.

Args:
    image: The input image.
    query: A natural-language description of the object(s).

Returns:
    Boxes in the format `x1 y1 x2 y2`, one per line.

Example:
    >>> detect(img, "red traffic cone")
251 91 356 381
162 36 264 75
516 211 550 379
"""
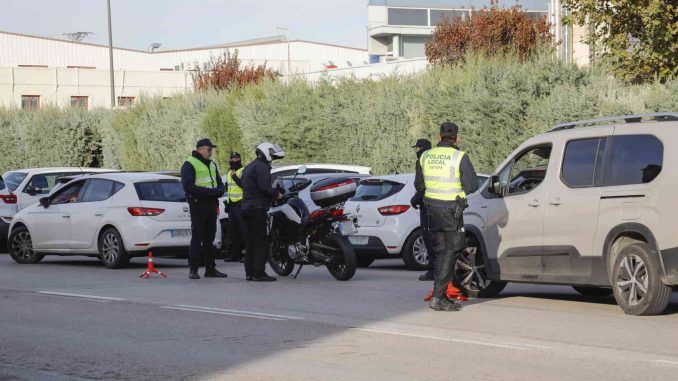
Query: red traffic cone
424 282 468 302
140 252 167 278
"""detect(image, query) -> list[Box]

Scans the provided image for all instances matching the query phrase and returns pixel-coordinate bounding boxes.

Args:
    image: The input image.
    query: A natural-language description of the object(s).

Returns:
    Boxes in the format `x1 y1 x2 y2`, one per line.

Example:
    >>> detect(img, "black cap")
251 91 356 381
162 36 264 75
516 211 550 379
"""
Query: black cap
196 138 217 149
412 139 432 150
440 122 459 137
229 152 241 159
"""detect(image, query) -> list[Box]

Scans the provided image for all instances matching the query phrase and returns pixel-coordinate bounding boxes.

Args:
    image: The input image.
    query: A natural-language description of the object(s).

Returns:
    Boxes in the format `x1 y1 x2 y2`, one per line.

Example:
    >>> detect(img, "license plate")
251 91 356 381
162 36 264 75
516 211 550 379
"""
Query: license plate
337 220 358 236
348 235 369 246
170 229 191 238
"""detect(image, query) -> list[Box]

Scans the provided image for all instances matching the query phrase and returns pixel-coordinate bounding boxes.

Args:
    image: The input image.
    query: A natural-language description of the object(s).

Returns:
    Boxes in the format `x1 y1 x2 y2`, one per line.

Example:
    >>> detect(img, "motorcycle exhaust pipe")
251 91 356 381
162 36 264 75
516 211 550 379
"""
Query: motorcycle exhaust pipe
309 249 331 264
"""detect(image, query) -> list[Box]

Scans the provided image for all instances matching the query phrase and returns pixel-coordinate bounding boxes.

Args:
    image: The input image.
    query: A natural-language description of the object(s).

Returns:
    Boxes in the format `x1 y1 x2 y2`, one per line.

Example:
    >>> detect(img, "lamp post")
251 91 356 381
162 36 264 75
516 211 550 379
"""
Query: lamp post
276 27 291 76
107 0 116 108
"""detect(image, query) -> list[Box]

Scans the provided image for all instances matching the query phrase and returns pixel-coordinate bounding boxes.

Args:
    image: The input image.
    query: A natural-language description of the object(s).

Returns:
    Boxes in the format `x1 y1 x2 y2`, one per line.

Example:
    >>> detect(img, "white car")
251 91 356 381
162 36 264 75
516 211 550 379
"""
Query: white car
344 173 488 270
271 164 372 180
7 173 192 268
1 167 116 248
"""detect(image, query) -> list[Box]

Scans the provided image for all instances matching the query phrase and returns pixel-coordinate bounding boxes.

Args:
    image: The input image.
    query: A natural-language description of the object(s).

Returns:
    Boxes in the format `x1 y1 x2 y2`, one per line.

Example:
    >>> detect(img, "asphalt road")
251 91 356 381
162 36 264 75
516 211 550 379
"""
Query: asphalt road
1 253 678 381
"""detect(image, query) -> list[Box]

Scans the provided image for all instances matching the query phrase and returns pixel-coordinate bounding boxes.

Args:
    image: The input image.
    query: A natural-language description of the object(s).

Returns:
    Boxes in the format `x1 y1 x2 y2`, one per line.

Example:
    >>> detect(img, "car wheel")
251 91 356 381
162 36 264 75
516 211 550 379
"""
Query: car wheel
453 235 506 298
357 255 376 268
99 228 131 269
8 226 44 264
402 230 428 271
572 286 613 297
611 243 671 316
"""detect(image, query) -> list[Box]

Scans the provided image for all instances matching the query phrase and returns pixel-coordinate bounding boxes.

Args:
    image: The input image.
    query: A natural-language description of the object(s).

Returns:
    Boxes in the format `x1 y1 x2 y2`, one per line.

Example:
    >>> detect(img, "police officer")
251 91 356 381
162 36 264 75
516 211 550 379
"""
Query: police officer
410 138 437 281
181 138 227 280
241 142 286 282
415 122 478 311
224 152 245 262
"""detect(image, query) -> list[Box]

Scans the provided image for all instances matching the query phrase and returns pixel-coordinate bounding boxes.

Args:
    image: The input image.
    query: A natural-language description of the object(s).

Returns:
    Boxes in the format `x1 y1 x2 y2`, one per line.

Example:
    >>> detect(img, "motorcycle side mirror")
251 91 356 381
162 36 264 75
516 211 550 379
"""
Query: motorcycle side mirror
39 197 50 208
297 165 308 175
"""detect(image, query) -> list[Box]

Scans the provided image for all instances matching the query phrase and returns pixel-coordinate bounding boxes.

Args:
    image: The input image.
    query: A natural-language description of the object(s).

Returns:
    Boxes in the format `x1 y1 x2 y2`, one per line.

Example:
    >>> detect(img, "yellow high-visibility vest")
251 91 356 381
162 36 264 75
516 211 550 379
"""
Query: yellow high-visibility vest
226 167 244 203
187 156 218 188
420 146 466 201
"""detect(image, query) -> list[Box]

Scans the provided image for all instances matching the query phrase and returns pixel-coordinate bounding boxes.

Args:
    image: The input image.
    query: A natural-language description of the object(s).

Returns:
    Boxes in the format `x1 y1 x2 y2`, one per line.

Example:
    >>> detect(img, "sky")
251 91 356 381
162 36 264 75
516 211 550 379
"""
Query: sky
0 0 369 50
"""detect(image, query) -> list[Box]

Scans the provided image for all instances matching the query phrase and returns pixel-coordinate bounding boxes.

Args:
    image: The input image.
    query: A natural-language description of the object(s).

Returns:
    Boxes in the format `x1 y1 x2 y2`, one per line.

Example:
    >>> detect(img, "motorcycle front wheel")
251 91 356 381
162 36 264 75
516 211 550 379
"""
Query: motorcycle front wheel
325 233 357 281
268 231 294 276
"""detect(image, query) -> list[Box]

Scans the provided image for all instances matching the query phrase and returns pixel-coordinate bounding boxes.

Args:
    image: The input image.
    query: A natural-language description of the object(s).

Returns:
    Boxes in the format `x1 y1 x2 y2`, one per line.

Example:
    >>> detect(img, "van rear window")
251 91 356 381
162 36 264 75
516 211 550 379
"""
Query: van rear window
134 181 186 202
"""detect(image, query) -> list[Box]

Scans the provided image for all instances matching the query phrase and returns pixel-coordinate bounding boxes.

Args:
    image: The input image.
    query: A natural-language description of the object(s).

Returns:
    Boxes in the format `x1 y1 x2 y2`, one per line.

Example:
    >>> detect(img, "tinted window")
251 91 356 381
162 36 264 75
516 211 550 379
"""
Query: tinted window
0 176 4 191
135 181 186 202
25 173 70 195
351 180 404 201
606 135 663 186
430 9 468 25
81 179 123 202
51 181 86 205
562 138 600 187
388 8 428 26
2 172 27 192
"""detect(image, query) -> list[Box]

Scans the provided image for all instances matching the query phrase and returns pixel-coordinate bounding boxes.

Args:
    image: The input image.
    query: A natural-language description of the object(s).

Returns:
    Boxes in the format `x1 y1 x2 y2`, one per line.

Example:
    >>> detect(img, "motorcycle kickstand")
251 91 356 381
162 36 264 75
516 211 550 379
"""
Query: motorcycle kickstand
292 265 304 279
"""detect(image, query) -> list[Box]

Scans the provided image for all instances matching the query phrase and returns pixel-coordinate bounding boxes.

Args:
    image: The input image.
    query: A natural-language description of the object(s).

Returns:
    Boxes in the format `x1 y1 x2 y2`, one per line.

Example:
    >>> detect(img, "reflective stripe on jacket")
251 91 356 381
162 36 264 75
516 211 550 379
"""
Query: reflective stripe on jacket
187 156 218 188
227 167 244 202
419 146 467 201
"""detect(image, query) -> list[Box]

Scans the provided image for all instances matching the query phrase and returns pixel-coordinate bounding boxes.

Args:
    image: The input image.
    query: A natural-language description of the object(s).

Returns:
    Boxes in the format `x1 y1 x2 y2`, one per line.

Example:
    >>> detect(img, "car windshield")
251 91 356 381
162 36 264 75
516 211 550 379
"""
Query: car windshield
351 180 404 201
134 181 186 202
1 171 28 192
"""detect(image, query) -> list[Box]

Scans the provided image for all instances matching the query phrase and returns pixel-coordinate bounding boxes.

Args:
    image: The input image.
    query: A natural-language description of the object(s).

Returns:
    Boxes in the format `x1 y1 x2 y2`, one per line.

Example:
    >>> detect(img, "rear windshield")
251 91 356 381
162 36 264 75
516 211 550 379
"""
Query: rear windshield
134 181 186 202
351 180 404 202
1 171 28 192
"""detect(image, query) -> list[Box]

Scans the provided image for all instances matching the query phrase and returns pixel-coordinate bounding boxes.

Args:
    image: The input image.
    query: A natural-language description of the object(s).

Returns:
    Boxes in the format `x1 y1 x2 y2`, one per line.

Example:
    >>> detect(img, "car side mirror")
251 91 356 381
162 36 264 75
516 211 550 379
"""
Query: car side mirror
297 165 307 175
39 197 50 208
26 186 39 196
487 175 503 197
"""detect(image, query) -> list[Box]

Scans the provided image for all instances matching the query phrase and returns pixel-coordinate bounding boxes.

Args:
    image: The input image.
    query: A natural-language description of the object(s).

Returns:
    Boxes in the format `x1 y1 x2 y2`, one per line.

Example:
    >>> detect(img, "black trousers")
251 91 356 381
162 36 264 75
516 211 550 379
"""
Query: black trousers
419 203 437 274
227 202 246 259
242 208 269 276
426 203 465 299
188 198 218 271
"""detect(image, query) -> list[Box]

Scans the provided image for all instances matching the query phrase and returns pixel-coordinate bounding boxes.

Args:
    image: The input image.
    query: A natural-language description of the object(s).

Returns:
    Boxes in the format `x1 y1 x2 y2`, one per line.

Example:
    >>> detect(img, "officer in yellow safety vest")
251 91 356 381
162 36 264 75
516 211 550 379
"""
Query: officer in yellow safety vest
223 152 246 263
180 138 227 280
415 122 479 311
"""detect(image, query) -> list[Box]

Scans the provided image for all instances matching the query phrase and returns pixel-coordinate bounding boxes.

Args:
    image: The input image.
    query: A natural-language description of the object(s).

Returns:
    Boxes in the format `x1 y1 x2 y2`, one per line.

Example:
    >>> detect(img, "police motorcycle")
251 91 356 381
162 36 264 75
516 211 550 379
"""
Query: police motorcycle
267 166 358 281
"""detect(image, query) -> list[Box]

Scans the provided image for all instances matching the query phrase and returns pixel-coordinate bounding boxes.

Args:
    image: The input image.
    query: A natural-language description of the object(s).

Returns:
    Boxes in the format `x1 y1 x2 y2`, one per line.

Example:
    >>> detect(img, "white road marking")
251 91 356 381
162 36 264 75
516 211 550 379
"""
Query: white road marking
653 360 678 367
160 306 286 321
36 291 125 302
175 304 305 320
352 327 544 350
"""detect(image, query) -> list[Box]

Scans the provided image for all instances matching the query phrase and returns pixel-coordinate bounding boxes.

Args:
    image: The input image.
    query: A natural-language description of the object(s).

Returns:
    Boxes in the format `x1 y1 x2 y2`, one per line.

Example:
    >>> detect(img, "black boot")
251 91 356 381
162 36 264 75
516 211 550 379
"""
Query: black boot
204 268 228 278
428 297 462 311
189 268 200 280
248 273 276 282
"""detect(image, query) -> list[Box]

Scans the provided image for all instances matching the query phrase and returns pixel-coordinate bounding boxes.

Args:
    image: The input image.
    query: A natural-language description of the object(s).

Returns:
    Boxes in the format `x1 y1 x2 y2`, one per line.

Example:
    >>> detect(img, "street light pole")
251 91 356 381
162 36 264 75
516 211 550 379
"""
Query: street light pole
107 0 116 108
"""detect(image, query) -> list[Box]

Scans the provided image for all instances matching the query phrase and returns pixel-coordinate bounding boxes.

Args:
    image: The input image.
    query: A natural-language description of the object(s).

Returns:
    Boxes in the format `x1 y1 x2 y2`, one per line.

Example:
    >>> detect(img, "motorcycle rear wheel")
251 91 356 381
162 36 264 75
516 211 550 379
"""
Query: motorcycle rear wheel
268 231 294 276
325 234 357 281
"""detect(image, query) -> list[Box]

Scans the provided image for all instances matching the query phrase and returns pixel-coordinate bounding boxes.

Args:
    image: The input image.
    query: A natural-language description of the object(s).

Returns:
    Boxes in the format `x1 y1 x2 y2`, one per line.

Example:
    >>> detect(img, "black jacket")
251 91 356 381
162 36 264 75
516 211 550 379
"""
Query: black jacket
414 141 479 208
180 151 225 202
410 147 427 208
241 156 276 210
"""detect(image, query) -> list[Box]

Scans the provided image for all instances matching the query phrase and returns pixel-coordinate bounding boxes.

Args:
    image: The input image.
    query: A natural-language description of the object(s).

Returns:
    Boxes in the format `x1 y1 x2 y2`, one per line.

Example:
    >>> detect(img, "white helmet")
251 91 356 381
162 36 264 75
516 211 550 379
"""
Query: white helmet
256 142 286 162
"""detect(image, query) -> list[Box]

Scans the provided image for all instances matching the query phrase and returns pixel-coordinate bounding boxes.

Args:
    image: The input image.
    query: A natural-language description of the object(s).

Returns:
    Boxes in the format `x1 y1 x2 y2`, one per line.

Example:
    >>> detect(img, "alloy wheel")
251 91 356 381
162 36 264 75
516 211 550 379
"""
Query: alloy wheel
412 236 428 265
455 246 490 292
616 254 648 307
101 233 120 263
11 231 34 260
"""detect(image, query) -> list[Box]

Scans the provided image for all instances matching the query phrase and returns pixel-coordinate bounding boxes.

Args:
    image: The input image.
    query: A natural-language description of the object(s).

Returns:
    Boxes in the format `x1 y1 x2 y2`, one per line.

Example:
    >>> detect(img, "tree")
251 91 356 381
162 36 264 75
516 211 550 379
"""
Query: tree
425 2 552 65
563 0 677 83
192 51 277 91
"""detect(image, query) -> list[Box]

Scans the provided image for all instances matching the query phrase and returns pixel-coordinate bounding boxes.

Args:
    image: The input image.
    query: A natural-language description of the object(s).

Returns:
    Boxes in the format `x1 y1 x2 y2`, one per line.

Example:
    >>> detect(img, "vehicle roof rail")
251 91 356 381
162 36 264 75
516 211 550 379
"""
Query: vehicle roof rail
549 112 678 132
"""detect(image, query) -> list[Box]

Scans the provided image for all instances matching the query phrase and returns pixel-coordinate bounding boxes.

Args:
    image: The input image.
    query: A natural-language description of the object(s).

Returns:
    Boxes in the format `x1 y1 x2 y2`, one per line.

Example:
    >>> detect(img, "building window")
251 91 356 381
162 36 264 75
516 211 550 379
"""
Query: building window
527 12 549 21
21 95 40 110
388 8 428 26
605 135 663 186
118 97 135 107
67 66 96 69
70 96 89 110
430 10 468 25
18 64 48 68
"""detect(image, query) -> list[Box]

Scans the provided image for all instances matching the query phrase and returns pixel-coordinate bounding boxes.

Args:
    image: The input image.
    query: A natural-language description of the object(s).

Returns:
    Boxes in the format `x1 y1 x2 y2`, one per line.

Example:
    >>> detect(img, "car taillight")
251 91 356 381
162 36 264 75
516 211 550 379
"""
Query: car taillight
378 205 410 216
331 208 344 217
0 194 17 204
127 207 165 216
310 209 327 219
315 180 354 192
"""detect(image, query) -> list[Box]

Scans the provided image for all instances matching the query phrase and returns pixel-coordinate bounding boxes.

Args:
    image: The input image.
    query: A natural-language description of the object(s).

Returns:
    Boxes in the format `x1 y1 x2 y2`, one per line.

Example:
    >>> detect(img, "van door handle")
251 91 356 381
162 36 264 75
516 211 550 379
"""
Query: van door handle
549 197 562 206
528 200 540 207
62 215 70 218
94 212 104 216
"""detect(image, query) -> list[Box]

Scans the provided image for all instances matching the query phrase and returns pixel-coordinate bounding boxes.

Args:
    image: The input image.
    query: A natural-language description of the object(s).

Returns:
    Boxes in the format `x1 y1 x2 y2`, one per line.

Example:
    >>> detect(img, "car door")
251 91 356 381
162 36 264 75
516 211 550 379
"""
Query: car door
541 128 613 279
483 142 553 276
68 179 123 249
29 180 86 250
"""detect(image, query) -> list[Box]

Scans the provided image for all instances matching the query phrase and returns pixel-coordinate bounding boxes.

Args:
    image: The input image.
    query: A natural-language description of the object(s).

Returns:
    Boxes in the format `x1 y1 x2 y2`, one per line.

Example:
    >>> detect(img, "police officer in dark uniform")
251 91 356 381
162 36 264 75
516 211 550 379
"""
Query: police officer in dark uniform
241 142 286 282
224 152 245 262
181 138 227 280
415 123 478 311
410 138 437 281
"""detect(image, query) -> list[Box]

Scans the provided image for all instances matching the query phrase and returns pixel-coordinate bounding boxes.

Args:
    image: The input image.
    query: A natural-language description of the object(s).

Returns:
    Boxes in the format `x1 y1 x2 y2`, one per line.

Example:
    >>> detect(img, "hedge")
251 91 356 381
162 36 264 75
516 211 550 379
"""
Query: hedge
0 53 676 175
